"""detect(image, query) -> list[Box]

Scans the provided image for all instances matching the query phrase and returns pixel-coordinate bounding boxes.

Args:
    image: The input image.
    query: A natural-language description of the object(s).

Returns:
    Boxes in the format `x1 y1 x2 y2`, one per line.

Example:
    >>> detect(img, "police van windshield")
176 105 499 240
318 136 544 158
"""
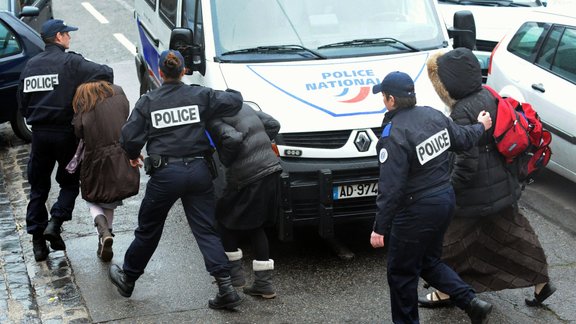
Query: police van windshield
209 0 445 62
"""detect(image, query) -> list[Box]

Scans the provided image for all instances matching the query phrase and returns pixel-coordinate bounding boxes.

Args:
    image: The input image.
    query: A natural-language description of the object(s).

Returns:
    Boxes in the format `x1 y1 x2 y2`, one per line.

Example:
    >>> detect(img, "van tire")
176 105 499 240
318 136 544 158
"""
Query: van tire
11 109 32 142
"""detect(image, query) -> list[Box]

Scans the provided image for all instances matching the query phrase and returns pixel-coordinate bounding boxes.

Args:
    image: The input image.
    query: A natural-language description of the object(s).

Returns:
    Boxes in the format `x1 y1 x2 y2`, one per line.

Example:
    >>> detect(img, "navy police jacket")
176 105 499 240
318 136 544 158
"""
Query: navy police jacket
120 81 242 160
373 105 485 234
18 44 113 130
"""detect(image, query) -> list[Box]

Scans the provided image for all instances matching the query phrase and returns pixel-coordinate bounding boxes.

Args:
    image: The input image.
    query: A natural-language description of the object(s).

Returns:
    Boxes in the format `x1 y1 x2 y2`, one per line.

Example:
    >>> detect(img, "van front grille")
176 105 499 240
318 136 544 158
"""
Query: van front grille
277 127 383 149
277 130 352 149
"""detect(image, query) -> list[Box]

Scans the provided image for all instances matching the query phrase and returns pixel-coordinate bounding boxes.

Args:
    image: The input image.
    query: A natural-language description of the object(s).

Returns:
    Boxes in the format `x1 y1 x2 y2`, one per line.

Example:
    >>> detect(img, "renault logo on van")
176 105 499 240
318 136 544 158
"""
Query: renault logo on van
354 131 371 152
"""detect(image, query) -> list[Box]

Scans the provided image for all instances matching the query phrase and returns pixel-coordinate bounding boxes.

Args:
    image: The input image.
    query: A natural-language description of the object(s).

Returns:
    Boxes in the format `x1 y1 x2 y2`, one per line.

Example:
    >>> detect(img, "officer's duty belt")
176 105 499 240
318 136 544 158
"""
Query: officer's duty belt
402 182 451 206
162 156 204 165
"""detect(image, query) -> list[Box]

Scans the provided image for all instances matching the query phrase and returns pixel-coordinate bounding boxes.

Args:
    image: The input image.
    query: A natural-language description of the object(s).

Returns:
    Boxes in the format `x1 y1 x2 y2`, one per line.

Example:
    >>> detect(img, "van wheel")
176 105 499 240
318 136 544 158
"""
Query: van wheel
11 109 32 142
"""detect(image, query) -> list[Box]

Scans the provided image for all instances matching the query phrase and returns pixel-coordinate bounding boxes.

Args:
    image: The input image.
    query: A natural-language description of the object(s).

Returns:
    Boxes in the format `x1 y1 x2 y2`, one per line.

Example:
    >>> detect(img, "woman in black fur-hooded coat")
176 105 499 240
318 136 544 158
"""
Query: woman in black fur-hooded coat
420 48 555 308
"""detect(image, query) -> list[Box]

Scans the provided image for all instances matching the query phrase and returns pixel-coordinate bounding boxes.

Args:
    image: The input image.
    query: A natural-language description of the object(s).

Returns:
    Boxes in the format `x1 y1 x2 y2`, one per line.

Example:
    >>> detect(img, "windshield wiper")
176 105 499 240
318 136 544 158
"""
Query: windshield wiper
438 0 525 7
221 45 326 59
318 37 420 52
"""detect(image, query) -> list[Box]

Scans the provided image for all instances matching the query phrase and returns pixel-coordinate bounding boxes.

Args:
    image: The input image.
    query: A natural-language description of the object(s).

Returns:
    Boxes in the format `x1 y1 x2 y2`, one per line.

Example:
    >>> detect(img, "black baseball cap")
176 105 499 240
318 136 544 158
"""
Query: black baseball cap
41 19 78 38
372 71 416 98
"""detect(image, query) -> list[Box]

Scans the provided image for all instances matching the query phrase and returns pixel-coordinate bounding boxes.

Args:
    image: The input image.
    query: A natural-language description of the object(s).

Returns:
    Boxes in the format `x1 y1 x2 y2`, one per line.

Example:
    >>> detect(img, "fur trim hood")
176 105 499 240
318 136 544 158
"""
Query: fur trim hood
427 48 483 111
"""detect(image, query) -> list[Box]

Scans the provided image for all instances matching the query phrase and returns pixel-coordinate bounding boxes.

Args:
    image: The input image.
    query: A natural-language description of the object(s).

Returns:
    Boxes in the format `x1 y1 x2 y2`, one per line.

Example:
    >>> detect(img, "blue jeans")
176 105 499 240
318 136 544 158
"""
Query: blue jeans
387 188 475 324
122 159 229 280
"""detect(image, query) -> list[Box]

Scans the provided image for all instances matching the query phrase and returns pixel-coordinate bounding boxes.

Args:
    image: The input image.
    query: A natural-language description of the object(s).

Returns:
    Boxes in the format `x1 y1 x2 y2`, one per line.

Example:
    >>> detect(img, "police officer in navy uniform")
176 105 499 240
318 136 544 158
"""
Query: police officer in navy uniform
109 50 243 310
369 71 493 324
18 19 113 262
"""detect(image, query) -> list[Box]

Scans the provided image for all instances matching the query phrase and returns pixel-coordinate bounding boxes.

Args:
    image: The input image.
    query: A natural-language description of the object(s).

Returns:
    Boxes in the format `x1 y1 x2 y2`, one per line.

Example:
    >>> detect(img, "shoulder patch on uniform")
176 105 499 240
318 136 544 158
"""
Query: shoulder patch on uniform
151 105 201 129
415 128 451 165
381 123 392 138
379 148 388 163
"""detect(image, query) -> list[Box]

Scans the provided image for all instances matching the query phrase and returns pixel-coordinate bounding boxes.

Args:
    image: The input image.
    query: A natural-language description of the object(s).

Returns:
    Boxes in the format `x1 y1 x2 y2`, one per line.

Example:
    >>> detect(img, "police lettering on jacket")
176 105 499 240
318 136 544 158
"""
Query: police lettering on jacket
416 129 451 165
151 105 200 128
23 74 59 92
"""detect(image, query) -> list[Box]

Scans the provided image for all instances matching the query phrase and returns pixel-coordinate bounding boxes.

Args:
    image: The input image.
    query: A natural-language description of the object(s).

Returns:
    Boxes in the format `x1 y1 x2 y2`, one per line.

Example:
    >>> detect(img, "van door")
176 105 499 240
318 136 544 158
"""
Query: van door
135 0 180 87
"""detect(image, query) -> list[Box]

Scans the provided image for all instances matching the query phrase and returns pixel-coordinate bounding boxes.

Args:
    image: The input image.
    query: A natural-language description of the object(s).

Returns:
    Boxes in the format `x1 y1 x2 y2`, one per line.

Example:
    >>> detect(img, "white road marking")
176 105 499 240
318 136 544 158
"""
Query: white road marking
114 33 137 56
111 0 134 12
81 2 109 24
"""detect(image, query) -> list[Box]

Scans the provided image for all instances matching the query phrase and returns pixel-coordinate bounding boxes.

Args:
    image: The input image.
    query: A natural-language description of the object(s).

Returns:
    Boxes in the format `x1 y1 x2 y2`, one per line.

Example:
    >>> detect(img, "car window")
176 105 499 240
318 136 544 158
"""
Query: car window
551 27 576 83
535 26 561 68
0 19 23 59
159 0 177 28
535 25 576 84
507 22 547 60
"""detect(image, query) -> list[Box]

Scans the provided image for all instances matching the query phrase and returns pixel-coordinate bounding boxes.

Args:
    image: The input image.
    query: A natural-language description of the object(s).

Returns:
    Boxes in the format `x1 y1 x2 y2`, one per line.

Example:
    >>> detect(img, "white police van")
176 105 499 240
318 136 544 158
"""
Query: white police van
133 0 476 242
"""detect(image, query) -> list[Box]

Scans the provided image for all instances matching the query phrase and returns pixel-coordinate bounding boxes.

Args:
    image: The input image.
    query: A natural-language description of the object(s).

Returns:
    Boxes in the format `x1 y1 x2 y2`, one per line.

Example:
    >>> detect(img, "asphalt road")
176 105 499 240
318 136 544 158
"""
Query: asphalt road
0 1 575 323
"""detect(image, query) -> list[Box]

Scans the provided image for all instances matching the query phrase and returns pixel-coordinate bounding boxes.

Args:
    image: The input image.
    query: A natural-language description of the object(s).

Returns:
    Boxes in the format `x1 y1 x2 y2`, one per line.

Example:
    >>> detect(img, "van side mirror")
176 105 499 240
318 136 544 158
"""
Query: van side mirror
448 10 476 50
169 28 205 76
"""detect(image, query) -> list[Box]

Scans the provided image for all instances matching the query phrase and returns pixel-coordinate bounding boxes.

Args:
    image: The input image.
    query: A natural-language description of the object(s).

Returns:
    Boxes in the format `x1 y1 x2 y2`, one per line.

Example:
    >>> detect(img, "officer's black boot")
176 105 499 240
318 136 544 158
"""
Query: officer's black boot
208 276 243 310
94 215 113 262
225 249 246 288
43 217 66 250
243 259 276 299
465 297 493 324
109 264 135 297
32 234 49 261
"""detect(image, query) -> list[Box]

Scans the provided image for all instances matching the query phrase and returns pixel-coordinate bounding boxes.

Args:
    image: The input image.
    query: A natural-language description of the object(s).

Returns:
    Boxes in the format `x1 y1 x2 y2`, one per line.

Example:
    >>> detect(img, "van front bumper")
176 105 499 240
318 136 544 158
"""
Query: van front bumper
277 156 379 241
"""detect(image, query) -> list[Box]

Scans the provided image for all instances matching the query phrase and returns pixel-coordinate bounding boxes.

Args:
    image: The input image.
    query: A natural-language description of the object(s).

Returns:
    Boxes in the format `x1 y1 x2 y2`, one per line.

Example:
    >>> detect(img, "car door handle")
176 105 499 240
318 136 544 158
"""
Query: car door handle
531 83 545 93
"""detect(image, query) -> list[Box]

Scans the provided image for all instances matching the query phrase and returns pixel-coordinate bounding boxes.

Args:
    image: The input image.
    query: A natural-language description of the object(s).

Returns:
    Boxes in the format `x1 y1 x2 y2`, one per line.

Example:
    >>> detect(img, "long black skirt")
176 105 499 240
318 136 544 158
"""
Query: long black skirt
215 172 281 230
442 206 550 292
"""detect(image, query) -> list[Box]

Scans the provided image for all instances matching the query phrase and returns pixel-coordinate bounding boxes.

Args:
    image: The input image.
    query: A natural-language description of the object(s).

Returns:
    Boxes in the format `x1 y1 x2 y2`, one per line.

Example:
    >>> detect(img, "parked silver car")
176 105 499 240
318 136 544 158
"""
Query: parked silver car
486 9 576 183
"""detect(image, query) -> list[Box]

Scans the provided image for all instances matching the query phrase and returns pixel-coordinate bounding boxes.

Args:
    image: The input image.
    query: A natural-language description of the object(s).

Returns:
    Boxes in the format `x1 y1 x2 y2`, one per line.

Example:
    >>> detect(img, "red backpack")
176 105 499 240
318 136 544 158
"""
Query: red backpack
484 86 552 184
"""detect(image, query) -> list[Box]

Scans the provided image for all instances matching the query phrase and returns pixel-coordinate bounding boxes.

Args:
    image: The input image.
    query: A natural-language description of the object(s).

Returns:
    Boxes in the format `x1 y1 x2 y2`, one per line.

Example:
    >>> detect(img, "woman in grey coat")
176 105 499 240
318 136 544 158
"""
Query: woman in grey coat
208 104 282 299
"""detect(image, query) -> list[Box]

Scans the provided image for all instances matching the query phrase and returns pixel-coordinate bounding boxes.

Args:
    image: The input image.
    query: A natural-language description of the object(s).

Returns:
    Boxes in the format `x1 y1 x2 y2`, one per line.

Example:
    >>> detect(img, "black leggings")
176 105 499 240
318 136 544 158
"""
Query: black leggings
219 226 269 261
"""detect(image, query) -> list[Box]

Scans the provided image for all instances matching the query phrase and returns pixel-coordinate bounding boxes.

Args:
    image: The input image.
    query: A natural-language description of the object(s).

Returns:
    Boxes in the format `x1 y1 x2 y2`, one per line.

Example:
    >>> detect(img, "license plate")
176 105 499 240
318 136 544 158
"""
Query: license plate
333 182 378 200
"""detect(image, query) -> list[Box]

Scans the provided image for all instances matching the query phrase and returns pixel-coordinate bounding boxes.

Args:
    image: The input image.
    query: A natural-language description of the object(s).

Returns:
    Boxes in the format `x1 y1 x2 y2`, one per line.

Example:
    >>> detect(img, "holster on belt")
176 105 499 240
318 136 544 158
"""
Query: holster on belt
143 154 162 175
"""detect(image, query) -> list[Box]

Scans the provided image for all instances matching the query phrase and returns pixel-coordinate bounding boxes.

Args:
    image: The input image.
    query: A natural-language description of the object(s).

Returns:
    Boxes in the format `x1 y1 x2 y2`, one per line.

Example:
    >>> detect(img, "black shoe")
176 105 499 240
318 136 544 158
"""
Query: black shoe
208 276 243 310
525 282 556 307
32 234 49 261
418 291 454 308
43 218 66 250
109 264 135 297
465 297 493 324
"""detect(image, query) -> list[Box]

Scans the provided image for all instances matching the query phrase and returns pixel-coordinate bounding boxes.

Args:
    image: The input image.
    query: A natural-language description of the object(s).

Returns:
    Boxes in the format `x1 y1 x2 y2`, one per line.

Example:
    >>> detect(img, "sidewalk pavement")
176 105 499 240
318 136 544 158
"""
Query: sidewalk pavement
0 143 90 323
